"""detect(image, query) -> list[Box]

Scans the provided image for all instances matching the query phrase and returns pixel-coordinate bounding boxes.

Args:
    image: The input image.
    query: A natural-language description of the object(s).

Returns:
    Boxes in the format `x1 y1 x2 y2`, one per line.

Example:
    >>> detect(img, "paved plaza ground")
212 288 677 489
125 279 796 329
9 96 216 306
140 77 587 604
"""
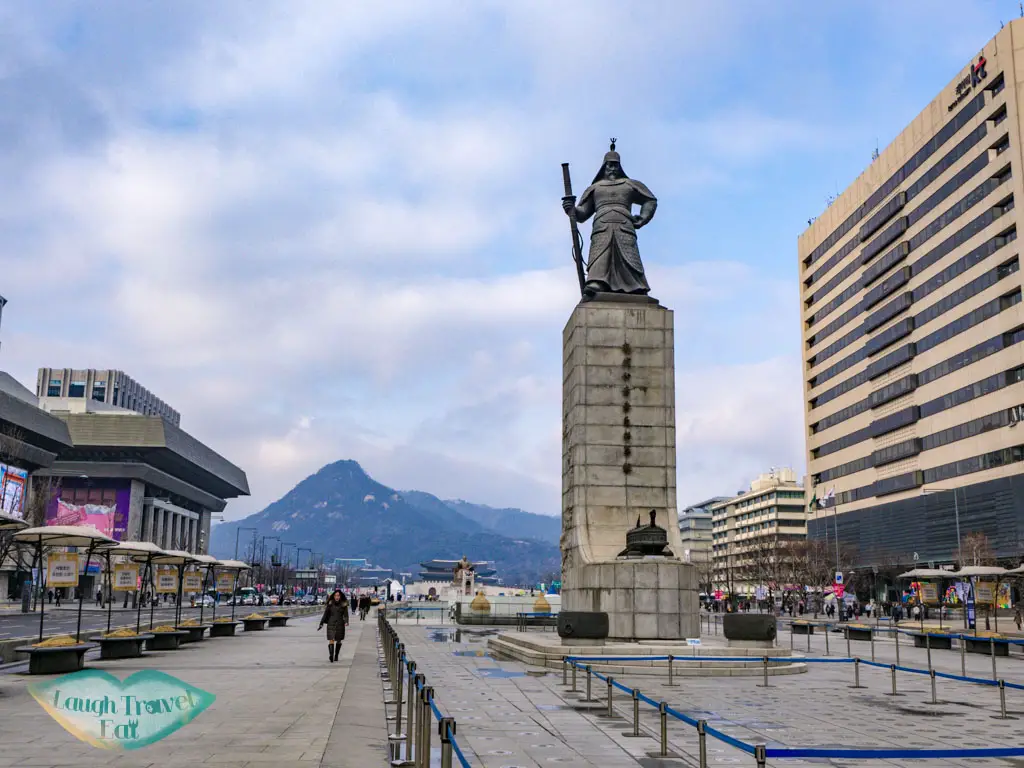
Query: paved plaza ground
390 619 1024 768
0 614 389 768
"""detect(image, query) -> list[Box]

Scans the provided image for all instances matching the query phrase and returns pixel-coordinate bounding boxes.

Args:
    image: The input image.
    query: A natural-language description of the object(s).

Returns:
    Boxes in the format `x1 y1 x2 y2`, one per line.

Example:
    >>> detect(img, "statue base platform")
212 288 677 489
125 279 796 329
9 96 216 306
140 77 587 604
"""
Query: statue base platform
562 560 699 641
487 632 805 677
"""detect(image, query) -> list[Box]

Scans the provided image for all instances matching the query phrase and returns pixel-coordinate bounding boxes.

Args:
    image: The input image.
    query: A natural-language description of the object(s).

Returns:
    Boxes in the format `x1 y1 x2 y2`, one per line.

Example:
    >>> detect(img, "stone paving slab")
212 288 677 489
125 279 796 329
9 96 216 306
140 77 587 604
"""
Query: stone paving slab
389 619 1024 768
0 614 389 768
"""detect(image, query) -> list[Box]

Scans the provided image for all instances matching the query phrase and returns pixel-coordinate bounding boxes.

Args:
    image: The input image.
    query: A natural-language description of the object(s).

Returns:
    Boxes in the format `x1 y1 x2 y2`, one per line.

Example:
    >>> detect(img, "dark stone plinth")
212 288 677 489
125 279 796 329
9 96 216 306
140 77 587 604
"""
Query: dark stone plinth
846 626 873 642
209 621 239 637
558 611 608 639
792 622 814 635
176 625 209 643
242 618 268 631
268 616 290 627
97 635 153 660
16 644 95 675
145 631 187 651
911 633 952 650
964 636 1009 656
723 614 776 642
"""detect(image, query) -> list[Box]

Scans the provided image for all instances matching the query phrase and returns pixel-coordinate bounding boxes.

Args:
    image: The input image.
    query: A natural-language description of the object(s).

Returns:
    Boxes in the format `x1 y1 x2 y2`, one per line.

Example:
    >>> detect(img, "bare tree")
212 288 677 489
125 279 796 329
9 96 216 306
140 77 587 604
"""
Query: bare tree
955 531 996 568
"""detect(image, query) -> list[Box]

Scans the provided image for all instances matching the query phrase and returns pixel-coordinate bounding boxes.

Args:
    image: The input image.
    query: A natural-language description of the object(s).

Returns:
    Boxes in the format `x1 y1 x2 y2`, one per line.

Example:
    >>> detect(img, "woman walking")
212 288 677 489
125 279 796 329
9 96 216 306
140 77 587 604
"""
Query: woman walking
319 589 350 663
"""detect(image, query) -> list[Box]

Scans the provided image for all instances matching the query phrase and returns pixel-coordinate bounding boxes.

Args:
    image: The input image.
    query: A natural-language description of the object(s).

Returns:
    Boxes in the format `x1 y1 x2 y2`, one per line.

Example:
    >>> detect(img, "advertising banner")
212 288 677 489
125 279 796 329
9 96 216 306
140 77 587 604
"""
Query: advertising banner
976 582 995 604
216 573 235 593
48 554 80 587
323 574 336 584
921 583 939 604
45 482 130 541
155 568 179 594
183 571 203 592
113 564 139 591
0 462 28 518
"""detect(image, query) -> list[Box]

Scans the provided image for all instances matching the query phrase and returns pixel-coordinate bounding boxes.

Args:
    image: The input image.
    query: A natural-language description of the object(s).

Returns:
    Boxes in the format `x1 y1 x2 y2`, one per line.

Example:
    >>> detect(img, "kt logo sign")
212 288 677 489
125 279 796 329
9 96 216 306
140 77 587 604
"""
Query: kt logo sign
971 55 987 87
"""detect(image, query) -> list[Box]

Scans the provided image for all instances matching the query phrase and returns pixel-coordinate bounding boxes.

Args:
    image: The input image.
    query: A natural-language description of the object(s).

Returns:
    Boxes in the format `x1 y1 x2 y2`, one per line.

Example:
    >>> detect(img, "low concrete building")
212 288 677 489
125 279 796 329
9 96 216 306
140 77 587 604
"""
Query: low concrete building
678 497 725 568
36 368 180 426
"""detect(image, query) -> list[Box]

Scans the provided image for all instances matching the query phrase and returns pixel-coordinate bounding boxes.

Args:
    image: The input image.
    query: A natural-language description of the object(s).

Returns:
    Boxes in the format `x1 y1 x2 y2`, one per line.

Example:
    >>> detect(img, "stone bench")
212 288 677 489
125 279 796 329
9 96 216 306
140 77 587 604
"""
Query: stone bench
845 625 873 642
909 632 952 650
791 622 814 635
964 635 1010 656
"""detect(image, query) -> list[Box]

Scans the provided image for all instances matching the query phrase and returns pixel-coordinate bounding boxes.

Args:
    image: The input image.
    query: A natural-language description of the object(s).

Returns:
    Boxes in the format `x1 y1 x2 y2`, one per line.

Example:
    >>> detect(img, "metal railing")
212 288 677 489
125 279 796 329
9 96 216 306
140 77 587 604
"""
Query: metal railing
378 612 472 767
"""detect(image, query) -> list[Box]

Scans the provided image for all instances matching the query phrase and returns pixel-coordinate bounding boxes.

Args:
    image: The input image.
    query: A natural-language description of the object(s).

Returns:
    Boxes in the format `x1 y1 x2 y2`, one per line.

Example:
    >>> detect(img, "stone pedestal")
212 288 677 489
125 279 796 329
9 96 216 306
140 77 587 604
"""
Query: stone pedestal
560 298 699 641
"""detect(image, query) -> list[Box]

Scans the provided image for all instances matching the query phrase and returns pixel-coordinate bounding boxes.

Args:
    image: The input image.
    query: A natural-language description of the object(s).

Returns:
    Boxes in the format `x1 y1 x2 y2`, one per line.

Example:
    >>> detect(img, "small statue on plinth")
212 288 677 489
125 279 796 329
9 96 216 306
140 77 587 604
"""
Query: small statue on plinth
560 140 658 299
618 509 674 558
453 555 476 597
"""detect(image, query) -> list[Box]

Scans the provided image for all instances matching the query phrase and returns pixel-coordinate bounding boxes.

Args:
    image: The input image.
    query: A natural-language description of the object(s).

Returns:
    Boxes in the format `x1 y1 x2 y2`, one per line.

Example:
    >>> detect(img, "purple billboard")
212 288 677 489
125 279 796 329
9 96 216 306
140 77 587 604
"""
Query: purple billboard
46 480 131 541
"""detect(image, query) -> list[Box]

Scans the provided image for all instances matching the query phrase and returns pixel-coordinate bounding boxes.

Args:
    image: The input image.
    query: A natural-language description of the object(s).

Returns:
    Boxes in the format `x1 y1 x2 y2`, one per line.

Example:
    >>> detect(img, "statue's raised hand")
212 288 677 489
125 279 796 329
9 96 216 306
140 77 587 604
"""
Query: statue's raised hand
562 198 577 218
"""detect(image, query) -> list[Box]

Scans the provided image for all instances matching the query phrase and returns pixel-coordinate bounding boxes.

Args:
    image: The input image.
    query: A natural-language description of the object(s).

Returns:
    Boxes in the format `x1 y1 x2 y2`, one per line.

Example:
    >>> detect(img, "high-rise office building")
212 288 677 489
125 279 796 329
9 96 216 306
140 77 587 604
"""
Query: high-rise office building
800 24 1024 568
36 368 180 426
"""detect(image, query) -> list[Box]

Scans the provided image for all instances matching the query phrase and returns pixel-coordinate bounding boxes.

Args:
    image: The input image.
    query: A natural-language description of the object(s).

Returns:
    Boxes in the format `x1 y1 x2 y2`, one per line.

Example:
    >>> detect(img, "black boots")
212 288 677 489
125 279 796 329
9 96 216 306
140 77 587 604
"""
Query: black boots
329 644 335 663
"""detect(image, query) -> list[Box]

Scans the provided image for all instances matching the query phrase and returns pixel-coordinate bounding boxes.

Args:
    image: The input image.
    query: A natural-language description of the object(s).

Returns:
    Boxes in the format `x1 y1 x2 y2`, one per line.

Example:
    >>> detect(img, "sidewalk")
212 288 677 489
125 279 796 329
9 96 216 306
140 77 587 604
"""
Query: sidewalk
0 614 389 767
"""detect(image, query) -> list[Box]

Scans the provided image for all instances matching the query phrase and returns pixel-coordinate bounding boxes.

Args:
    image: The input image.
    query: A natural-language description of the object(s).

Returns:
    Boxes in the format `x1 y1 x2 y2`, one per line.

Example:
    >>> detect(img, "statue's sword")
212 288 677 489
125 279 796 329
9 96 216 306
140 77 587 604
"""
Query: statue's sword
561 163 587 297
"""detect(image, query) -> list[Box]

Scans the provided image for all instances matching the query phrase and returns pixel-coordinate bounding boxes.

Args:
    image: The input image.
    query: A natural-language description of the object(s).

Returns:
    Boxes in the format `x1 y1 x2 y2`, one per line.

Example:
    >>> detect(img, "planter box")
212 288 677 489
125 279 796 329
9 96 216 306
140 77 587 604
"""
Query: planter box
910 633 952 650
209 622 240 637
268 616 290 628
846 626 873 642
145 631 188 651
15 644 95 675
176 625 209 643
964 636 1009 656
792 622 814 635
97 635 154 660
242 618 269 632
723 614 776 642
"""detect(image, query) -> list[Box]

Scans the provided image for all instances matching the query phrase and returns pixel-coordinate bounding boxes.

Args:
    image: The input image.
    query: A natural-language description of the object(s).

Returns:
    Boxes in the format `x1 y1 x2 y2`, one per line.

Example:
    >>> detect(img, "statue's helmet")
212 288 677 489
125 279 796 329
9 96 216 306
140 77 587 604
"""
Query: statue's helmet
593 139 628 183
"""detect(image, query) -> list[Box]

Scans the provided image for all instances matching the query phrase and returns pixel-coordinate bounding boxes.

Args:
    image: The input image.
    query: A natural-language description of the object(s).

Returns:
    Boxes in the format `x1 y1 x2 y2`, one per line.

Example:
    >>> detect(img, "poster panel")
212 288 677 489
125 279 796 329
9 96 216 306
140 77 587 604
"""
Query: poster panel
155 568 179 593
113 564 139 591
0 462 27 518
921 583 939 604
48 553 80 587
216 573 235 593
976 582 995 604
183 571 203 592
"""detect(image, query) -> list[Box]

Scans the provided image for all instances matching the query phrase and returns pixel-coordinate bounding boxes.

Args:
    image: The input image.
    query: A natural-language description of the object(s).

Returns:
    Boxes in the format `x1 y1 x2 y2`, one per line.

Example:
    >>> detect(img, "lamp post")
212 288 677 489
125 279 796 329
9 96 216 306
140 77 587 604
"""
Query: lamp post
235 526 257 560
922 486 964 628
281 542 296 600
297 547 312 598
259 536 279 597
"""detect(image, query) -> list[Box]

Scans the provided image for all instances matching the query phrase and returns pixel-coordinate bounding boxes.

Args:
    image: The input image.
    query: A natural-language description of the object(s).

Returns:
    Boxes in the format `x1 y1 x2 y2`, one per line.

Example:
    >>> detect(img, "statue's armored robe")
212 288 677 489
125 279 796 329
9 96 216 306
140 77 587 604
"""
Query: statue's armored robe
576 178 657 295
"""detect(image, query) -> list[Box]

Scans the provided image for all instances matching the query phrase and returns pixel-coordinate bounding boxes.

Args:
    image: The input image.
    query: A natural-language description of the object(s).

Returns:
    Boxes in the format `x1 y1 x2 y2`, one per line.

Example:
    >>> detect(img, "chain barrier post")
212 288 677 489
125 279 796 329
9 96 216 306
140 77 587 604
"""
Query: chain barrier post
846 627 851 658
991 637 998 681
926 634 932 673
571 662 577 692
789 625 794 650
586 665 593 702
631 689 640 737
755 744 767 768
409 672 423 765
438 717 454 768
606 676 614 718
960 635 966 677
999 679 1007 719
562 656 567 686
870 631 875 663
757 655 770 688
890 663 897 697
806 627 811 653
422 687 434 768
658 701 668 757
824 623 829 656
930 669 937 705
895 627 900 667
697 719 708 768
851 657 863 688
668 654 675 687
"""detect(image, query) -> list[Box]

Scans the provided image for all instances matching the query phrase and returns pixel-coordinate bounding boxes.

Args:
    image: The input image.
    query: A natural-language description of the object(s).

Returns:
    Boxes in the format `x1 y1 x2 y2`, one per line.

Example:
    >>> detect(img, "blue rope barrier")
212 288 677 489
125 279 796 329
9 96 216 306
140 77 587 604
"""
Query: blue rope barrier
766 745 1024 759
664 703 699 728
703 724 756 755
449 727 473 768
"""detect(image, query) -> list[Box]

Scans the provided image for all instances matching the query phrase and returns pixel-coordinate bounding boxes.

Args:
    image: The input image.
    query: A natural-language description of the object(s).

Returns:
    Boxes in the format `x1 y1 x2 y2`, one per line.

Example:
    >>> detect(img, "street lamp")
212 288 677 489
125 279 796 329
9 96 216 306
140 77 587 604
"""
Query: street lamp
259 536 279 591
235 526 257 561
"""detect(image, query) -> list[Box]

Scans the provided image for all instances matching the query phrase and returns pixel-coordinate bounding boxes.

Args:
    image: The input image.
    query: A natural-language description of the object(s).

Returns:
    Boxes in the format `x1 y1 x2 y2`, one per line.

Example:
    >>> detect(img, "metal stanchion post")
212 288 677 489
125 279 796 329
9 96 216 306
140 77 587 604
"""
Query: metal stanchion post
806 630 811 653
697 719 708 768
438 718 454 768
895 628 900 667
999 679 1007 719
668 654 675 687
659 701 668 758
571 662 577 692
586 665 593 701
421 688 434 768
562 656 567 686
393 655 405 738
790 626 794 650
991 637 998 681
890 664 897 696
871 632 875 663
606 677 614 718
926 634 932 672
851 657 863 688
960 635 966 678
407 671 422 765
757 655 770 688
824 624 829 656
632 689 640 737
755 744 767 767
846 627 851 658
930 669 937 704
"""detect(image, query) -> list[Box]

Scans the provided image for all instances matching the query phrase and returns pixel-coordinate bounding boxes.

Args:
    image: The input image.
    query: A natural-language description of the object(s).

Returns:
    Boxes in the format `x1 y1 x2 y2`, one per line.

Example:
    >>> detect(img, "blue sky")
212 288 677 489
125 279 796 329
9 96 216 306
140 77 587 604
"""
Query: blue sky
0 1 1018 520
